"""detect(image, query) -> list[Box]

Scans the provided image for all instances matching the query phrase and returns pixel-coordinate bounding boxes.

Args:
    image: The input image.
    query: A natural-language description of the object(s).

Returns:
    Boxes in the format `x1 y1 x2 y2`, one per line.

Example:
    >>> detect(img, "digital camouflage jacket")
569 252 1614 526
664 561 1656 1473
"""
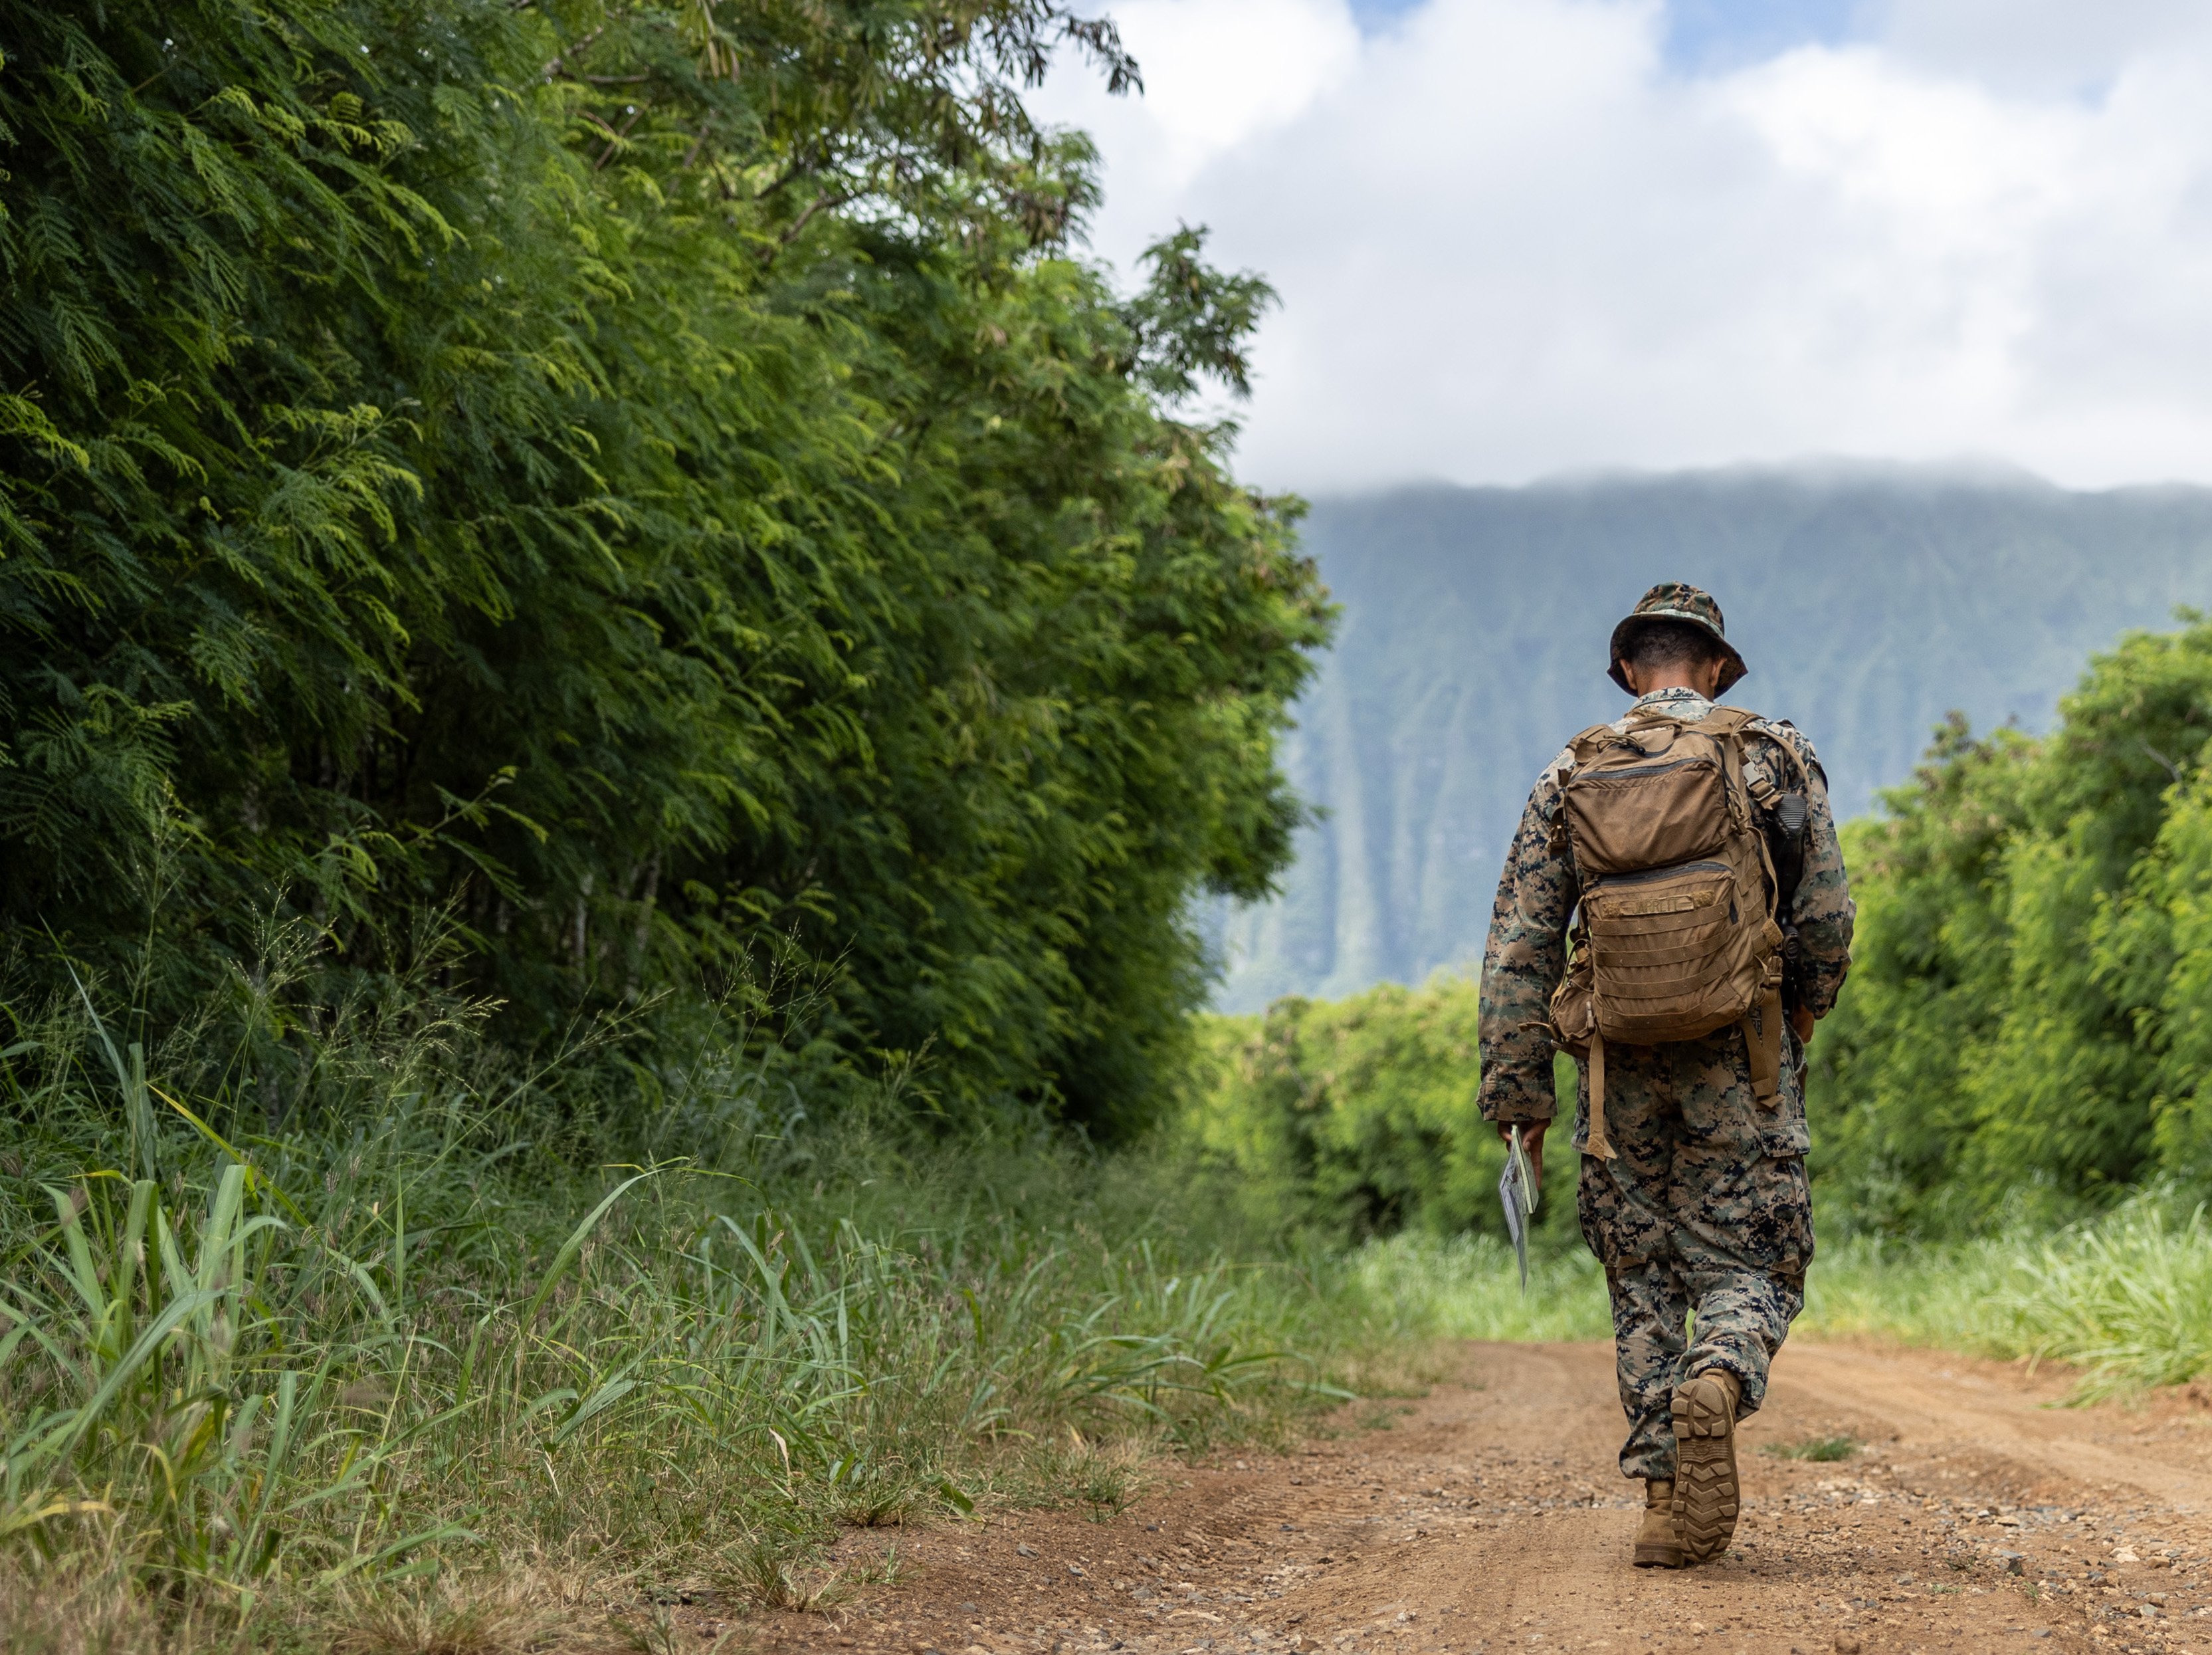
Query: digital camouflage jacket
1476 687 1856 1126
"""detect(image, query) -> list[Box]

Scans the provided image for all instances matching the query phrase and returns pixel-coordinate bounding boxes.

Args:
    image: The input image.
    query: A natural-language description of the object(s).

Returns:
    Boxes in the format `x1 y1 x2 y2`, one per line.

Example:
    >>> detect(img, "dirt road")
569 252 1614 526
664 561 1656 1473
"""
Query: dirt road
738 1341 2212 1655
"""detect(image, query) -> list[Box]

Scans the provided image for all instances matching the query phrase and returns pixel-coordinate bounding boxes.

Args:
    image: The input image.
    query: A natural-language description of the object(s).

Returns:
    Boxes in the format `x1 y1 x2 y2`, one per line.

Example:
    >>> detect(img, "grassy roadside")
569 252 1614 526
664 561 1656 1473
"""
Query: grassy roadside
13 966 2212 1655
1329 1196 2212 1405
1799 1200 2212 1396
14 1148 2212 1655
0 995 1458 1652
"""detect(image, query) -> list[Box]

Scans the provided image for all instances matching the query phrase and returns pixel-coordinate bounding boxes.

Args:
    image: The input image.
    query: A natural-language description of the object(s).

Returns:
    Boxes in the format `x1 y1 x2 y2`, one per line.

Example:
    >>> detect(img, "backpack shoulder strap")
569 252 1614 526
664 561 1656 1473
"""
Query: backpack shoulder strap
1684 706 1763 838
1746 716 1814 792
1563 722 1621 768
1696 705 1763 738
1551 724 1619 859
1708 710 1791 911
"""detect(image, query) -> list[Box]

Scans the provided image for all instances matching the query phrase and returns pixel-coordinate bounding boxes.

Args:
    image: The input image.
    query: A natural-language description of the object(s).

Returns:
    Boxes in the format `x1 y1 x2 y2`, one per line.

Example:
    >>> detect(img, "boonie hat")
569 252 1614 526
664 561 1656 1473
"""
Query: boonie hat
1607 582 1748 695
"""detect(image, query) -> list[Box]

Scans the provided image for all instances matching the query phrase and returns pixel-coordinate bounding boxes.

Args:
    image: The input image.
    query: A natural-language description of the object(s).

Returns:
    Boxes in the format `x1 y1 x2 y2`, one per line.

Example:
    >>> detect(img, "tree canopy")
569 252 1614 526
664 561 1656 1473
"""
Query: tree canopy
0 0 1332 1136
1814 615 2212 1228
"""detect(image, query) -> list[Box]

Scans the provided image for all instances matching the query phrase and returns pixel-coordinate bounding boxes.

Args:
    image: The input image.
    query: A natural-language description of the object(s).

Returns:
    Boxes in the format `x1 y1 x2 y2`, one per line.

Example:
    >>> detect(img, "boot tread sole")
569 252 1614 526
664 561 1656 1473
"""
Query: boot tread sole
1670 1375 1740 1565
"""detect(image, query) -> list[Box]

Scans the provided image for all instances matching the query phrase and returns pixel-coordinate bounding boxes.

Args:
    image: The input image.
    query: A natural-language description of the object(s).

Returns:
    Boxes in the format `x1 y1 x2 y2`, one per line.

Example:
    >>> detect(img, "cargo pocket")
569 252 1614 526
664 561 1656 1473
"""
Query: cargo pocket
1576 1150 1666 1276
1755 1026 1811 1157
1723 1022 1809 1157
1749 1153 1814 1286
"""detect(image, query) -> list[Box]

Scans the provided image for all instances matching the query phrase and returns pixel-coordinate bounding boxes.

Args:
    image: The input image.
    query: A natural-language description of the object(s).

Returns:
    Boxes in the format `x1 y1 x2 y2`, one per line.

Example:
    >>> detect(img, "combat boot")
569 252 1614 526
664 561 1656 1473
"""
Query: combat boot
1670 1368 1742 1564
1632 1478 1683 1569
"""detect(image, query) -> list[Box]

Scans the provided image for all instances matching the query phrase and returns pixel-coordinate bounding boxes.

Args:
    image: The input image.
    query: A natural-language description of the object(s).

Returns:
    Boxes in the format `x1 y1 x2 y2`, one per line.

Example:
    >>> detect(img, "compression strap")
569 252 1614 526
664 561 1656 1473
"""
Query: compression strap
1586 1030 1616 1158
1743 984 1783 1105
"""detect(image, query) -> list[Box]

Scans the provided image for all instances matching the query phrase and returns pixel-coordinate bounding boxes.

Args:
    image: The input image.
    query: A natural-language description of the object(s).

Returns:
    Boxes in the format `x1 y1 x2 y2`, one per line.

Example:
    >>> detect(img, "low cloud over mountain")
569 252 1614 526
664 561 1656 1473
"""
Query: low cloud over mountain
1203 463 2212 1009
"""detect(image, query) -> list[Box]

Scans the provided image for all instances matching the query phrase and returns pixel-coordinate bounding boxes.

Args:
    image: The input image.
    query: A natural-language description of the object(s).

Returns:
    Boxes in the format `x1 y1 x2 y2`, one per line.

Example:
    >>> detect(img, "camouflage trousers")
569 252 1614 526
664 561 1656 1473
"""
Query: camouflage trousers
1573 1028 1812 1483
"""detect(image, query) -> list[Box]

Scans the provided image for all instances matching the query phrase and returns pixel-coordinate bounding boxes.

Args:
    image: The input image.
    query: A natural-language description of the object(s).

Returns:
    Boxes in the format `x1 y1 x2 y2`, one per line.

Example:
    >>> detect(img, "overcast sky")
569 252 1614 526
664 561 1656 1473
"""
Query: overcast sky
1035 0 2212 493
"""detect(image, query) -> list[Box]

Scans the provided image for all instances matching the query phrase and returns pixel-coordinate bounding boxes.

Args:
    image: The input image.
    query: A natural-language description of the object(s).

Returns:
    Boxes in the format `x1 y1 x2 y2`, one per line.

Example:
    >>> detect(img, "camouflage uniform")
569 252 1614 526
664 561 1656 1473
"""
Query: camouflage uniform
1477 685 1855 1483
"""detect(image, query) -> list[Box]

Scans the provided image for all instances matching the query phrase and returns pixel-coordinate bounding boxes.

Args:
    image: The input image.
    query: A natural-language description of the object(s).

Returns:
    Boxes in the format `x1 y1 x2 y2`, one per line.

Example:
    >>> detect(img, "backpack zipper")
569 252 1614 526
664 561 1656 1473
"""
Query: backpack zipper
1582 756 1717 782
1587 860 1730 889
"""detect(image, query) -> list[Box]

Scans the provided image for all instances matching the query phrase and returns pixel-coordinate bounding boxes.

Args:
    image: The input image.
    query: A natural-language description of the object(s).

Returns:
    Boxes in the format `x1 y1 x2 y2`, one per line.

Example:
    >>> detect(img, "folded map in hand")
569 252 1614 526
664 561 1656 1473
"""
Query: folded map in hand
1498 1125 1538 1292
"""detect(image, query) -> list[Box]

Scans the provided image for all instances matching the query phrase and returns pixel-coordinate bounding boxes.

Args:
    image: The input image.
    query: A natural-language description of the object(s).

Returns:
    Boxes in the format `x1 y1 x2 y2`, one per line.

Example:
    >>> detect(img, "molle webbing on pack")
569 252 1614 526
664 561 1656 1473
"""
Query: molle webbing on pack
1549 705 1787 1137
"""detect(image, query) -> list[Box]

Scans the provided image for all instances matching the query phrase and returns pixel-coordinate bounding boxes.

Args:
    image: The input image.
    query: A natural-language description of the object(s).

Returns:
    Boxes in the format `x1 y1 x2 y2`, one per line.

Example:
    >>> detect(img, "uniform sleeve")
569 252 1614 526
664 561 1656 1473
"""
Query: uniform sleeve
1478 769 1580 1123
1758 723 1855 1019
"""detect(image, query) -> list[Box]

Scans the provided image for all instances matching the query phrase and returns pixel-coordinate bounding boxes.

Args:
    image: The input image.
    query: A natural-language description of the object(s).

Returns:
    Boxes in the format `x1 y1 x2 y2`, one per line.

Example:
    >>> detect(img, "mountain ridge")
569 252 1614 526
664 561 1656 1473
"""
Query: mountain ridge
1203 464 2212 1012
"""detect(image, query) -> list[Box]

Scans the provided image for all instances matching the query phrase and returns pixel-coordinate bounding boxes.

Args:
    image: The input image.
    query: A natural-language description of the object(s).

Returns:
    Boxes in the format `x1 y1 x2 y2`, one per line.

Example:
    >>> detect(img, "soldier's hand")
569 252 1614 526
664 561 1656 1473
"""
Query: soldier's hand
1790 1004 1815 1046
1497 1120 1547 1192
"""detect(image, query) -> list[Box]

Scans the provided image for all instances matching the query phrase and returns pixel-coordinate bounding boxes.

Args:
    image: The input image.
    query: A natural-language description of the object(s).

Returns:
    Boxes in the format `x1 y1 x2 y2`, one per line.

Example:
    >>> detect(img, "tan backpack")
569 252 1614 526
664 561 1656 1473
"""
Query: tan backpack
1547 705 1793 1157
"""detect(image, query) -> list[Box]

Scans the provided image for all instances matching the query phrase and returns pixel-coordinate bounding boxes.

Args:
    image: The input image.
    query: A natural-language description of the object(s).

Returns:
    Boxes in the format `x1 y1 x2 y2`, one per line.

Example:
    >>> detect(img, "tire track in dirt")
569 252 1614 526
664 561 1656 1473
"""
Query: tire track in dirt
705 1341 2212 1655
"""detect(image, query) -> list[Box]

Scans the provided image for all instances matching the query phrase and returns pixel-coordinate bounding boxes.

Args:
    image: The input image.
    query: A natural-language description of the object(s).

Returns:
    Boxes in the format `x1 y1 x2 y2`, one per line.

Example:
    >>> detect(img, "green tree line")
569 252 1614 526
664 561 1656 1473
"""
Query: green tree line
0 0 1331 1137
1814 613 2212 1231
1189 611 2212 1242
1179 978 1579 1242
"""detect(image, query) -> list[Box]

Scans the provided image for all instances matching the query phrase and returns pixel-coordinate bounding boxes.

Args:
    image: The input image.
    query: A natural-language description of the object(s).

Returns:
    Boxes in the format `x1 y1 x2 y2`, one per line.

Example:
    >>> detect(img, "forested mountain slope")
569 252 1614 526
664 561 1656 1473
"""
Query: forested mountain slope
1205 466 2212 1010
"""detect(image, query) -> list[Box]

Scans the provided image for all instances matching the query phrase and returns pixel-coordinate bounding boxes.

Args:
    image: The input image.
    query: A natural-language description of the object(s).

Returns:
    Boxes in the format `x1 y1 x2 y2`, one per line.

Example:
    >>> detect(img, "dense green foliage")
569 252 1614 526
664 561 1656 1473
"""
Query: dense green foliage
1181 976 1576 1241
1812 617 2212 1231
0 0 1329 1135
0 964 1437 1634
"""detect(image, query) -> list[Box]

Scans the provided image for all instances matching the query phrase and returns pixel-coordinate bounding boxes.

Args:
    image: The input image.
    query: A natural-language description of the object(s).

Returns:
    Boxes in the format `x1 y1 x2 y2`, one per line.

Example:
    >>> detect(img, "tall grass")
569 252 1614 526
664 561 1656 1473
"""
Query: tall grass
1328 1192 2212 1402
1346 1234 1611 1343
1803 1195 2212 1396
27 942 2212 1650
0 964 1434 1647
1348 1194 2212 1400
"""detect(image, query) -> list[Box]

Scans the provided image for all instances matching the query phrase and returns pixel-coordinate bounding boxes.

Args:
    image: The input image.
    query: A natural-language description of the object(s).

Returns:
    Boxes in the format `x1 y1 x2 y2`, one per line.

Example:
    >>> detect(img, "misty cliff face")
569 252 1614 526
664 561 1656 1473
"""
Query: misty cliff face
1203 467 2212 1012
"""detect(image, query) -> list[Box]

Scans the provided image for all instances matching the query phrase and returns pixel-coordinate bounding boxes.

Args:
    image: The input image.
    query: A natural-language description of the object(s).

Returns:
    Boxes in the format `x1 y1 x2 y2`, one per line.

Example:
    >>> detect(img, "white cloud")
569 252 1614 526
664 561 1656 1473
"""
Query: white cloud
1048 0 1357 199
1036 0 2212 491
1871 0 2212 94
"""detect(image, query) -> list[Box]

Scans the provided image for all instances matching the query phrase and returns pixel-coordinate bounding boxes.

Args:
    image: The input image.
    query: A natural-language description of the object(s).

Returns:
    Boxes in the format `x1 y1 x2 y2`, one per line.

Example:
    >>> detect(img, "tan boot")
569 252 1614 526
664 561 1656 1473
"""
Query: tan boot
1670 1368 1742 1564
1632 1478 1684 1569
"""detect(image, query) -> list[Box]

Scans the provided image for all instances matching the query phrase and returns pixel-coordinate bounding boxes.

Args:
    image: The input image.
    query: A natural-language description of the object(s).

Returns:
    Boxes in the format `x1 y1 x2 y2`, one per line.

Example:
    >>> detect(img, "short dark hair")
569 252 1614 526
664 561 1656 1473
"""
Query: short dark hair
1620 618 1722 676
